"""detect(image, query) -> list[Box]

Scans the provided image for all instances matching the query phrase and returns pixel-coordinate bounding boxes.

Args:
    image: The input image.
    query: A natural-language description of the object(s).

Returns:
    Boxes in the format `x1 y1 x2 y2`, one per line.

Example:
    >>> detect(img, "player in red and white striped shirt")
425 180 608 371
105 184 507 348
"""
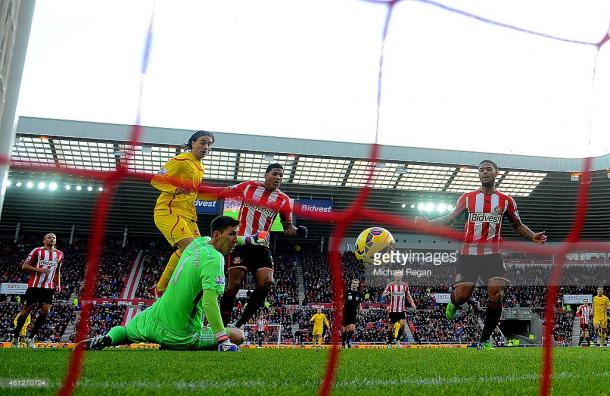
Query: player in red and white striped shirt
383 272 416 348
256 316 267 348
11 233 64 348
416 160 546 349
219 163 307 328
577 299 593 346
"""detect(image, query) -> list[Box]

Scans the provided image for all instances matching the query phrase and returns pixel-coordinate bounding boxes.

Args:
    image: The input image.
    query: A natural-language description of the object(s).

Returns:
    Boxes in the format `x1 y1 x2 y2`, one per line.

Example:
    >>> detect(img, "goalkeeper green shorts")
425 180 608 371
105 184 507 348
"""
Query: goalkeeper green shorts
125 309 220 350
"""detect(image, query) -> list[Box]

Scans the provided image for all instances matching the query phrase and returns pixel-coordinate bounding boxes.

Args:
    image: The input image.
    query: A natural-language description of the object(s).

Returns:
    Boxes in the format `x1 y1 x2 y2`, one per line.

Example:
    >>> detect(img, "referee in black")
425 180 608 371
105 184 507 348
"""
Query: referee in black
342 279 363 348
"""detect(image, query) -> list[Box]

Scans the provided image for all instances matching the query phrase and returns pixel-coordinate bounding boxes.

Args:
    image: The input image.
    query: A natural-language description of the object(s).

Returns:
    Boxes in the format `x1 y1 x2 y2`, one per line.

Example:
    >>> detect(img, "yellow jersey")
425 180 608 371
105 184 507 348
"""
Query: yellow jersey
592 295 610 318
151 152 205 221
310 313 329 329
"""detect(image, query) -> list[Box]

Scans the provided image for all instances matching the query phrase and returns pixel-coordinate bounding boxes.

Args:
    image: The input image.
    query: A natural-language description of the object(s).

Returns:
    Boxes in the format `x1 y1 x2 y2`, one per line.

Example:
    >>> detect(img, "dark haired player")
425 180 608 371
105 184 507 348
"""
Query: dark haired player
12 233 64 348
342 279 362 348
219 163 307 328
151 130 214 297
84 216 247 351
416 160 546 350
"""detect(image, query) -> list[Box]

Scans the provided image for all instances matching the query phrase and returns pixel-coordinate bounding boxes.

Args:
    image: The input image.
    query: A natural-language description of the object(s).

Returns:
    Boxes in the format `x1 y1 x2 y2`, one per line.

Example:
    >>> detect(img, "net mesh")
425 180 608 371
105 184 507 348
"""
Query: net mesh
0 1 608 396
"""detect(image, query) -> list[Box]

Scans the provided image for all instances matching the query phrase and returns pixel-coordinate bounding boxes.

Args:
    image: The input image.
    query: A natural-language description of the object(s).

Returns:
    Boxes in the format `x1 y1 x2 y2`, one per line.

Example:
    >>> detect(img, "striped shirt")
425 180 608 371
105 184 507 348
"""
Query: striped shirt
453 190 521 255
256 318 267 332
383 282 411 313
228 181 293 238
25 247 64 289
577 304 592 325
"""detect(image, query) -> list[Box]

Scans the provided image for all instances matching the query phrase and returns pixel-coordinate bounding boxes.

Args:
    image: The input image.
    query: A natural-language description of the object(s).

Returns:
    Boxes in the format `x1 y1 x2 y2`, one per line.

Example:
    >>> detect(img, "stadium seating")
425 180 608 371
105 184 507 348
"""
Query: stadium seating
1 239 608 344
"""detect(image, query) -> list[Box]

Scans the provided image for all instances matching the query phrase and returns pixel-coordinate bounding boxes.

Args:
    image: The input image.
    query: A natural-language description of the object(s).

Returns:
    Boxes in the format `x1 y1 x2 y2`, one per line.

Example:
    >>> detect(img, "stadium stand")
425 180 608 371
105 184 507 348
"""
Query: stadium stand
1 237 608 344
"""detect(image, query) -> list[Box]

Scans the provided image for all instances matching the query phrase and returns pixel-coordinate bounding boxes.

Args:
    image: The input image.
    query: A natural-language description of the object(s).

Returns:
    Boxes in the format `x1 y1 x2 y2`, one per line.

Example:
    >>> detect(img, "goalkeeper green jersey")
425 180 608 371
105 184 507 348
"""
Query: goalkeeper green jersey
148 236 225 335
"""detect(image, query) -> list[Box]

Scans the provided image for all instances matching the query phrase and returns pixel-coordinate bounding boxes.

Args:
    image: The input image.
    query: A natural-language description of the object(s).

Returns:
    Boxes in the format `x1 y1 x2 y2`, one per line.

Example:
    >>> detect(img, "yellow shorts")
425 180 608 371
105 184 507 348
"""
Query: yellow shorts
154 214 200 246
312 327 323 337
593 317 607 328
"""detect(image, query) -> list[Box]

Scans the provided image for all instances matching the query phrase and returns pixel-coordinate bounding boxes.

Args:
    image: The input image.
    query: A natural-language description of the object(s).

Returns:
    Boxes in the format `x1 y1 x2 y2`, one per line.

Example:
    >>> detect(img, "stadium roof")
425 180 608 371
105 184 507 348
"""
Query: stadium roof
2 117 610 242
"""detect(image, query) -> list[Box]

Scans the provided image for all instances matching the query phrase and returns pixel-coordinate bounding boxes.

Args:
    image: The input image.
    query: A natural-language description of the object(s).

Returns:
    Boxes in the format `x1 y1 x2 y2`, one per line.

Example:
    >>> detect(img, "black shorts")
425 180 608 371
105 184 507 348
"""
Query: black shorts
343 309 358 326
229 244 274 274
388 311 406 323
23 287 54 305
454 254 509 286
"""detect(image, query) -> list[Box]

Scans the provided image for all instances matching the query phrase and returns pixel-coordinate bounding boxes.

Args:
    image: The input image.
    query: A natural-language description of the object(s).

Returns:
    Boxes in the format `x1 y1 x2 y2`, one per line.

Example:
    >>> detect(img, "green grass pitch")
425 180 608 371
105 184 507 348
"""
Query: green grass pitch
1 348 608 395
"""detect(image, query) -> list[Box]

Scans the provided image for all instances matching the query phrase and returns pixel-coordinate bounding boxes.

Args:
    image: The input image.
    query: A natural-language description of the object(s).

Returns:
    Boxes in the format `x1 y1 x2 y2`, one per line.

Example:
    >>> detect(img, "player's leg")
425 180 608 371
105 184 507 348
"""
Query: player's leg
386 314 396 346
341 325 347 347
82 326 126 350
601 320 607 346
12 302 35 344
446 283 475 320
593 322 600 346
347 324 356 347
479 278 505 346
396 318 406 346
446 255 477 320
220 268 247 325
220 244 249 325
28 302 51 344
235 267 273 328
153 214 198 295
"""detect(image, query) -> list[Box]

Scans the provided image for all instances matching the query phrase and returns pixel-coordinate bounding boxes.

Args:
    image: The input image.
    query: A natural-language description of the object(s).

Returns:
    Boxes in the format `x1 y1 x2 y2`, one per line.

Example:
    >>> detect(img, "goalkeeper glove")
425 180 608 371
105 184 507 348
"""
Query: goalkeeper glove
217 334 240 352
245 231 269 247
296 226 308 238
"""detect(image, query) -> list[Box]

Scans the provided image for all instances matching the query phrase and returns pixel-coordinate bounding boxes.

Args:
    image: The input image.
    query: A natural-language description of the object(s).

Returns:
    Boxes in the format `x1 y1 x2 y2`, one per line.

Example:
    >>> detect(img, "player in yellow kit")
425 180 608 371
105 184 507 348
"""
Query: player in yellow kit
151 130 214 297
309 308 330 348
13 312 31 346
592 286 610 347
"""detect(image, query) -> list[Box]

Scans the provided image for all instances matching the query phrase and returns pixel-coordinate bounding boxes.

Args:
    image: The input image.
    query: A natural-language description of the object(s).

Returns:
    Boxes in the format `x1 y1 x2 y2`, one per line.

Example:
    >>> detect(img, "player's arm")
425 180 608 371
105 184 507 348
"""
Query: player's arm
417 194 467 226
405 284 416 310
309 314 315 323
506 197 547 244
280 199 307 238
151 158 195 195
198 181 251 201
323 315 330 328
200 253 238 351
21 249 49 274
53 257 62 292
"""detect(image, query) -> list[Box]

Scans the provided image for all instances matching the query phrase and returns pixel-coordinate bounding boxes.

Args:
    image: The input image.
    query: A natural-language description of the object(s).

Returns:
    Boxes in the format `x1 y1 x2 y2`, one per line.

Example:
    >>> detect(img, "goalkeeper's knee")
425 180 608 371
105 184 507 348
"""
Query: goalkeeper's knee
107 326 127 345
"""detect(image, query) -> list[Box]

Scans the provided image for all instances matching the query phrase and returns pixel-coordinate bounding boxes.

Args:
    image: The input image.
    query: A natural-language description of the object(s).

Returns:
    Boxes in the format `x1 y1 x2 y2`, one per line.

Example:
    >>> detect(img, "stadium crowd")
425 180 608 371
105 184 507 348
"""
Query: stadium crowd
0 238 608 345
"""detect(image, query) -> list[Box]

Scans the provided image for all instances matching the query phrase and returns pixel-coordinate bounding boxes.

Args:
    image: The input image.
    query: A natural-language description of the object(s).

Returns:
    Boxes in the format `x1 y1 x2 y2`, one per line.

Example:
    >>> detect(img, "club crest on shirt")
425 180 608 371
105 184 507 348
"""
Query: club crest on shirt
493 205 504 214
232 257 242 265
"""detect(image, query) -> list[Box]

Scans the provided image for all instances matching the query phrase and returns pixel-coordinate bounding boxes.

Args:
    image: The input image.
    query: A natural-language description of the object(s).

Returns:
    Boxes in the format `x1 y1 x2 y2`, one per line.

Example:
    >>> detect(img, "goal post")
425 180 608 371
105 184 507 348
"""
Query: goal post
243 324 283 346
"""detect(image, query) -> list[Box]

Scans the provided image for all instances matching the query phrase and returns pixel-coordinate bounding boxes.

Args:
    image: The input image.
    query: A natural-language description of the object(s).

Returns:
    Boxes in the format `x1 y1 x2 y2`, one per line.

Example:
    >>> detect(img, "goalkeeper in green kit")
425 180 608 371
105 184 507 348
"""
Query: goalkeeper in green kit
83 216 265 352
